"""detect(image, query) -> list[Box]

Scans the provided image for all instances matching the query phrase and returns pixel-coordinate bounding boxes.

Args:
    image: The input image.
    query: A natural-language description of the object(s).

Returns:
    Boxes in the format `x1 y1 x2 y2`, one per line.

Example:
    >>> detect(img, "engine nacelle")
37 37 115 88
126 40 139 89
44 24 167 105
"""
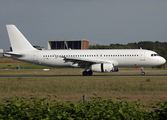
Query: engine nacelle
90 63 114 73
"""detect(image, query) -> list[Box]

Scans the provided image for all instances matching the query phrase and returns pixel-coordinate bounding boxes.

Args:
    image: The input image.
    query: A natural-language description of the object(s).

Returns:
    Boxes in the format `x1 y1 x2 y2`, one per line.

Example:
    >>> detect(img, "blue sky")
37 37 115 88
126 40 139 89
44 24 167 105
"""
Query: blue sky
0 0 167 50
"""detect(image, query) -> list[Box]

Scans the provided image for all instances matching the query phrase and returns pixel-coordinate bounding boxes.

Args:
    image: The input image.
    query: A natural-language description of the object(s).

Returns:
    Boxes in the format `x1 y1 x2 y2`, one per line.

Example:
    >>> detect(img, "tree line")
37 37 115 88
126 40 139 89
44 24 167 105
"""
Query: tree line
89 41 167 68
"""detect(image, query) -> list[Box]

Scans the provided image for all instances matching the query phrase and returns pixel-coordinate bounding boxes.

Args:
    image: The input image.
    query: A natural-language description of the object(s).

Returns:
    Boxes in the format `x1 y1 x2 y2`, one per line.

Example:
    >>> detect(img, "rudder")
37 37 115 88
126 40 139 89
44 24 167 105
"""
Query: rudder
6 25 36 53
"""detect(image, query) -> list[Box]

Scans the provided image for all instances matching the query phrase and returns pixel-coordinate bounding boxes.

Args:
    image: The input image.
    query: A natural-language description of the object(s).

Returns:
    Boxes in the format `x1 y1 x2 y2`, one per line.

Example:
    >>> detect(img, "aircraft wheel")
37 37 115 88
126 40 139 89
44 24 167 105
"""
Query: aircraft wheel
87 70 93 76
141 72 145 76
82 71 88 76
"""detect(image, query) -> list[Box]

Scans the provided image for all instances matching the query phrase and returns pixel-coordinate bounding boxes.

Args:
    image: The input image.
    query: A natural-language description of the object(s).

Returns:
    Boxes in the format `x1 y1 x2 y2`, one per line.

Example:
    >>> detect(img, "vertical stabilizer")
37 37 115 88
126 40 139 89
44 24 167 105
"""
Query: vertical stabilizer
6 25 36 52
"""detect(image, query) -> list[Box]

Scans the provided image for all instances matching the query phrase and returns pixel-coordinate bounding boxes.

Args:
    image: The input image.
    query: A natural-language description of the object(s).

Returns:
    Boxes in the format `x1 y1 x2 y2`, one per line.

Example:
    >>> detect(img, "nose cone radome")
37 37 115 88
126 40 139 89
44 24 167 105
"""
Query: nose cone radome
160 57 166 65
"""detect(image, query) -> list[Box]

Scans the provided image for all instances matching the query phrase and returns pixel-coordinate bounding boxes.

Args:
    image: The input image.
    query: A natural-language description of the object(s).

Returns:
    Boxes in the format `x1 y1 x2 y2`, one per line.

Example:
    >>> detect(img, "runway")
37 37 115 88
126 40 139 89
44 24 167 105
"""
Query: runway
0 69 166 78
0 75 166 78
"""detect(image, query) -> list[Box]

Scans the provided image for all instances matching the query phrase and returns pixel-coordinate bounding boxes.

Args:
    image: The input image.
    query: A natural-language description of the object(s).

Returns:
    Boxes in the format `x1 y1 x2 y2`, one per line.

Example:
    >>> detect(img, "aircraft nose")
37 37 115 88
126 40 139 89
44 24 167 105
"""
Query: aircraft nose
161 57 166 64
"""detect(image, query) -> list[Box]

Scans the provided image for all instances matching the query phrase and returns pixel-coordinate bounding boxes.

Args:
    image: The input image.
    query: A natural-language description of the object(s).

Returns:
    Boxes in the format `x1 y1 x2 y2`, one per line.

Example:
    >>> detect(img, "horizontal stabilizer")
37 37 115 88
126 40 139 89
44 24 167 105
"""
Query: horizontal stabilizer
3 52 24 57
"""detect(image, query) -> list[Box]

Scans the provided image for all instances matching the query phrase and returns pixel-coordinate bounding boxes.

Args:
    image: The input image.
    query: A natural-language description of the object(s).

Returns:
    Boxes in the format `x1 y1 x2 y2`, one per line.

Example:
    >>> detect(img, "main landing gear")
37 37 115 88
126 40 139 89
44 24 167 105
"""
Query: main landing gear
141 67 145 76
82 70 93 76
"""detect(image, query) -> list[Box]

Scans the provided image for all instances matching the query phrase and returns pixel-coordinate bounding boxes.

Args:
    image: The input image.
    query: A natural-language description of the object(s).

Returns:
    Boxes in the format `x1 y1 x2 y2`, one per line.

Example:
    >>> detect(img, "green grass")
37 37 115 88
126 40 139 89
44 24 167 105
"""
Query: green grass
1 77 167 93
0 77 167 103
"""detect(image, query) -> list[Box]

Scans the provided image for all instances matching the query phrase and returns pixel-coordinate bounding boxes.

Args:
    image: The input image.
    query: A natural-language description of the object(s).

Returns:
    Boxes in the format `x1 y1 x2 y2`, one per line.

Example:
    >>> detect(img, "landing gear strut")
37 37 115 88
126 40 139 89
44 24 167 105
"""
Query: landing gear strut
141 67 145 76
82 70 93 76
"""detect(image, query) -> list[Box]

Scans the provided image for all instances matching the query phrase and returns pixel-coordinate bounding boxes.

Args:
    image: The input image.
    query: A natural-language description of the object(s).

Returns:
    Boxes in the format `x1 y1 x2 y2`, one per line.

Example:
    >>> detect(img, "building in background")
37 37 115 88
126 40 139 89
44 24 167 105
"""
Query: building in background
47 39 89 50
33 46 45 50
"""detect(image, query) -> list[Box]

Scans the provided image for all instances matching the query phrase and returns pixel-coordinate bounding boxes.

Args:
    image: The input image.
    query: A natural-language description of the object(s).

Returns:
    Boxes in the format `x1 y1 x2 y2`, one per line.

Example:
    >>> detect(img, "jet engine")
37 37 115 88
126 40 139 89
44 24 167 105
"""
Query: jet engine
90 63 115 73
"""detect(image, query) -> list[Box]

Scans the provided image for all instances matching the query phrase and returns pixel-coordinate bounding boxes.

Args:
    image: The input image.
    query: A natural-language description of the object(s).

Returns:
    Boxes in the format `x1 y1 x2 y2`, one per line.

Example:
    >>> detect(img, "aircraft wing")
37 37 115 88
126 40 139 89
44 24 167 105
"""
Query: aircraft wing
63 57 117 68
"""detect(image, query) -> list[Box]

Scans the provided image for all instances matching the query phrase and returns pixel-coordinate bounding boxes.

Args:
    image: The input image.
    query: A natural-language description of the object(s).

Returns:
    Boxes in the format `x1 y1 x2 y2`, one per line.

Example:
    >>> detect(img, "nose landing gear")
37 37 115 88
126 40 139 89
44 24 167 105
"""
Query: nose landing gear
141 67 145 76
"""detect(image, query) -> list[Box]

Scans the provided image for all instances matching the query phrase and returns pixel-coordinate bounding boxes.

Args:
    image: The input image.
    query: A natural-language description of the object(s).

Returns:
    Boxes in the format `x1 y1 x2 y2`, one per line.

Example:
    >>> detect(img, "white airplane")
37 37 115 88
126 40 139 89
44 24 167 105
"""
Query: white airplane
3 25 166 76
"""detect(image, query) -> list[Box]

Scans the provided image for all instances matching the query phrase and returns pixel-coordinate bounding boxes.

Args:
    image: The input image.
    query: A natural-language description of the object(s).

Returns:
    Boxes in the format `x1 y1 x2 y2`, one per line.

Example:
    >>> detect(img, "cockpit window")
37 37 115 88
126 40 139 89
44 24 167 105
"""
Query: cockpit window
151 54 159 57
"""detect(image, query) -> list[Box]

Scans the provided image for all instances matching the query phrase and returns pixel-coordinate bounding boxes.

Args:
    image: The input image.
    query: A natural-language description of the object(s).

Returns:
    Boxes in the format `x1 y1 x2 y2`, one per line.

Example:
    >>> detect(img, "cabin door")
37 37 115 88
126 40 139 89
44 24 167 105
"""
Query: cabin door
33 51 38 63
140 51 145 61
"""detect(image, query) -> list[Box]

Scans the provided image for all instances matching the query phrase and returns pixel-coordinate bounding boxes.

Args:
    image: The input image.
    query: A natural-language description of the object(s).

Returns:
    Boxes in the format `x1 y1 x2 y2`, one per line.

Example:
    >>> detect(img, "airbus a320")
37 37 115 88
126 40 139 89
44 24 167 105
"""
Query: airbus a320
3 25 166 76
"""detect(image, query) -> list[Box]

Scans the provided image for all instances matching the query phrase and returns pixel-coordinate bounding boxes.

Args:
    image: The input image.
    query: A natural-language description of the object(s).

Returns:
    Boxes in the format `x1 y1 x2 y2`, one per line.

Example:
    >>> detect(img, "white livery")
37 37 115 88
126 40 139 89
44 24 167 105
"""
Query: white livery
3 25 166 76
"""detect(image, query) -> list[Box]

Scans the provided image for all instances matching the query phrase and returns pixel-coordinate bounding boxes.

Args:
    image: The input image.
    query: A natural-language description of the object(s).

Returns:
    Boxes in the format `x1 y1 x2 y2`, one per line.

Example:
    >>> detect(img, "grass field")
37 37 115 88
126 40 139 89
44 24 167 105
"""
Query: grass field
0 77 167 105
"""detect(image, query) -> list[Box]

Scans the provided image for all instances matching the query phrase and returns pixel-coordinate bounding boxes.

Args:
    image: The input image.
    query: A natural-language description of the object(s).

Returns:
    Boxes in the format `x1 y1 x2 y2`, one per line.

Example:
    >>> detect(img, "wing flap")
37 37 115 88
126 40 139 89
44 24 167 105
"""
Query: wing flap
63 57 114 68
